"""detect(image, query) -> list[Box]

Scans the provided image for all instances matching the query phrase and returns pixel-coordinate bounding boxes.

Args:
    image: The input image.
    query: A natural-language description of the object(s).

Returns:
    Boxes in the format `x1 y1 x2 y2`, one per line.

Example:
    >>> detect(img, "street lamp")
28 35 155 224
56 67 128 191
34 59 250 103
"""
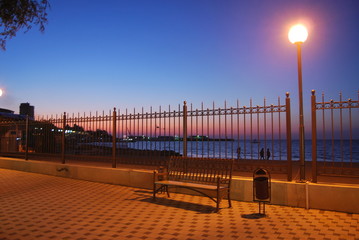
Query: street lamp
288 24 308 182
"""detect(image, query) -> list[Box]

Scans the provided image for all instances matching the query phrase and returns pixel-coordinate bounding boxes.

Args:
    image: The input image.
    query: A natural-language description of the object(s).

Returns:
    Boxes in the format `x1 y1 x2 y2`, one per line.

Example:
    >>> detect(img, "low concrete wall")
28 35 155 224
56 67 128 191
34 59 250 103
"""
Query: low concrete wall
1 157 358 213
0 158 153 189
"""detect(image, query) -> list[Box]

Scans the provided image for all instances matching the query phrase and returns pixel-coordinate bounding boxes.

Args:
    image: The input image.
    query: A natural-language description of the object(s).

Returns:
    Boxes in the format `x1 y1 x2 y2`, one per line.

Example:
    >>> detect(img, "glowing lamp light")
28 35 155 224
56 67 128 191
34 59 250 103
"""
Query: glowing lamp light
288 24 308 44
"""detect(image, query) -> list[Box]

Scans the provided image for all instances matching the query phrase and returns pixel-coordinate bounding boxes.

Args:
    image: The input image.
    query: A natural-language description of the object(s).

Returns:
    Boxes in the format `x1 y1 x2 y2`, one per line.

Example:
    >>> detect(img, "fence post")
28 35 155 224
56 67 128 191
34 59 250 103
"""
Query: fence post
112 108 117 168
62 112 66 164
183 101 187 157
285 92 292 181
311 90 317 183
25 115 29 160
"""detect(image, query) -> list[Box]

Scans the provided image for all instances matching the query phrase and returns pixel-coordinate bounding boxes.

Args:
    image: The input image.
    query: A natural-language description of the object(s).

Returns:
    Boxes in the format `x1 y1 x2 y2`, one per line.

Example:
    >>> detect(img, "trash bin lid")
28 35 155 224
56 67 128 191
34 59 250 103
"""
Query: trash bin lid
254 176 268 181
254 168 267 175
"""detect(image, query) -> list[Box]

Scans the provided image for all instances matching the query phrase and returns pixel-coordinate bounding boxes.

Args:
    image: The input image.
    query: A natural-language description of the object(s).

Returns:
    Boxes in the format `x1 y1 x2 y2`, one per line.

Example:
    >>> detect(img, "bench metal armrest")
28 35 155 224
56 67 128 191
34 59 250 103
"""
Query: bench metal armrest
153 170 168 181
215 175 230 185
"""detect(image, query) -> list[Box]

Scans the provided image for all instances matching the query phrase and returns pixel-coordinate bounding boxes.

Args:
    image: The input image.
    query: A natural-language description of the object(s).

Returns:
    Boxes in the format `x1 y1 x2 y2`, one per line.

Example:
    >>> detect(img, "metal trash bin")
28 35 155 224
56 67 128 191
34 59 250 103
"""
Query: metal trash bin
253 168 271 215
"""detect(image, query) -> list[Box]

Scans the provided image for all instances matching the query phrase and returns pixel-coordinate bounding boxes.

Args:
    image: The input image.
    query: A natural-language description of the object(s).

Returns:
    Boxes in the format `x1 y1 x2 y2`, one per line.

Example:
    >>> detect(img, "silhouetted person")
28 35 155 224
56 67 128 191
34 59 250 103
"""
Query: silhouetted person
260 148 264 159
266 148 271 160
237 147 241 159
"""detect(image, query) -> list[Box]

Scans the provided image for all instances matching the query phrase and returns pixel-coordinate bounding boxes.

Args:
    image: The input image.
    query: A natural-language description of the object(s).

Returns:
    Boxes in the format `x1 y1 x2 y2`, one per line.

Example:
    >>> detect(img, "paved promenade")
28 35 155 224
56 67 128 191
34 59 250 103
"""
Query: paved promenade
1 168 358 240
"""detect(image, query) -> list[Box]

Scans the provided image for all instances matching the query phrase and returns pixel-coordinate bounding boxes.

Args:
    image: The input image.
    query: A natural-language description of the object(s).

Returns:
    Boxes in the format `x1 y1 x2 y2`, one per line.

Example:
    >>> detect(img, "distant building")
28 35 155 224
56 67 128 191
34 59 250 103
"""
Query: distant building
0 108 14 114
0 108 25 121
0 108 25 152
19 103 34 119
0 102 35 121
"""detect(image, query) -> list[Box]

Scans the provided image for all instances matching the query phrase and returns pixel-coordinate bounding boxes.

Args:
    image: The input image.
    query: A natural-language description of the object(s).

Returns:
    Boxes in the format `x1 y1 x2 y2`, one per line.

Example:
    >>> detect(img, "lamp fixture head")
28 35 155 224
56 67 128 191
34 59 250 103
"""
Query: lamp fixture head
288 24 308 44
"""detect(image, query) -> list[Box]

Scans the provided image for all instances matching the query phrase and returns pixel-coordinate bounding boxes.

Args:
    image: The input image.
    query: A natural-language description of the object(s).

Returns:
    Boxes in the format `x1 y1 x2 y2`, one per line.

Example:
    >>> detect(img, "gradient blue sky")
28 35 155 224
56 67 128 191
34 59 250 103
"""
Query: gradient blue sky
1 0 358 118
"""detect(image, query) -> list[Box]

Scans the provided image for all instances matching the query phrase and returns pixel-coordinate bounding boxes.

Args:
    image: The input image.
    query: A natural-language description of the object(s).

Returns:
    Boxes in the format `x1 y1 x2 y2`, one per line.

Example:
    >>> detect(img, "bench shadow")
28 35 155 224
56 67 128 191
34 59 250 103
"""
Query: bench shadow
241 213 267 219
133 189 153 195
140 196 218 213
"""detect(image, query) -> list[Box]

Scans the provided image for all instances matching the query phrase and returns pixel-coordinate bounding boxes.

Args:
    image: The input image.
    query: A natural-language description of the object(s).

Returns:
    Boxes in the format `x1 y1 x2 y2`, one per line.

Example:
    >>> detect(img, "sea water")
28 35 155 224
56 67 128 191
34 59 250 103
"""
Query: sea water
126 139 359 162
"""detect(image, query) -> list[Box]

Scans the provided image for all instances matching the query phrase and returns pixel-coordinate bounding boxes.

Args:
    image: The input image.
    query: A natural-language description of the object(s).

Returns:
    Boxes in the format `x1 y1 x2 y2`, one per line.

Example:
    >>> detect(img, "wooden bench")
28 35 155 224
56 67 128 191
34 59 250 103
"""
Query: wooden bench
153 156 234 212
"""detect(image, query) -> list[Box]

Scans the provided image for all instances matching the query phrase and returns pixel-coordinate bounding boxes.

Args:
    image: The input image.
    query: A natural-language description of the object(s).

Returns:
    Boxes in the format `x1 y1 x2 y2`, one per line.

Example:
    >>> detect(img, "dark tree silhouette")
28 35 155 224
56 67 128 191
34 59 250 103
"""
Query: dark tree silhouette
0 0 49 50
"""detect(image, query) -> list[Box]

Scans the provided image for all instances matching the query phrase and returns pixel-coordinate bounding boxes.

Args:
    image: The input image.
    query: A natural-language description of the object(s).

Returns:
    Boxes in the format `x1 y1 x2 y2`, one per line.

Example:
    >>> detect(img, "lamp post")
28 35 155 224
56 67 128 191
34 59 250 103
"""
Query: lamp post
288 24 308 182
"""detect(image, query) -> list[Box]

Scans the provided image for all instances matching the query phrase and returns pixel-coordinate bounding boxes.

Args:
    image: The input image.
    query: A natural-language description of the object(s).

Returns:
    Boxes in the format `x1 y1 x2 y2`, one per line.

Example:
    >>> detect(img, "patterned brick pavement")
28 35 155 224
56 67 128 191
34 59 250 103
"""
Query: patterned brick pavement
0 168 358 240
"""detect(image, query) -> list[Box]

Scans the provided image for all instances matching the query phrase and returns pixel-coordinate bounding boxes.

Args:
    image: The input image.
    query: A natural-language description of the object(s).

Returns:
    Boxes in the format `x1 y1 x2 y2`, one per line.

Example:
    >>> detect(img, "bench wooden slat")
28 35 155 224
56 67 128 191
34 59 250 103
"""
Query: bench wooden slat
154 180 228 190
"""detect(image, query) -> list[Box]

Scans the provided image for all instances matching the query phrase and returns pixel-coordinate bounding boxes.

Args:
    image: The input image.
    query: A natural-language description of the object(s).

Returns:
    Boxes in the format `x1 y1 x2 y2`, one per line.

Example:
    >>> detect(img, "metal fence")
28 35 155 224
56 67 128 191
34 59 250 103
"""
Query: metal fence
2 90 358 182
311 90 359 182
0 94 293 180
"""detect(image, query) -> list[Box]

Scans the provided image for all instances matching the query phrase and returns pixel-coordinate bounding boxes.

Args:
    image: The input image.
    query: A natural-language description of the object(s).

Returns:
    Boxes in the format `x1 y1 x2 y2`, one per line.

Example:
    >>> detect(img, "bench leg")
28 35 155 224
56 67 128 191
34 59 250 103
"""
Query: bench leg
153 185 170 201
228 190 232 208
153 183 157 201
216 190 220 212
160 185 170 197
153 171 157 201
216 177 221 212
165 185 170 197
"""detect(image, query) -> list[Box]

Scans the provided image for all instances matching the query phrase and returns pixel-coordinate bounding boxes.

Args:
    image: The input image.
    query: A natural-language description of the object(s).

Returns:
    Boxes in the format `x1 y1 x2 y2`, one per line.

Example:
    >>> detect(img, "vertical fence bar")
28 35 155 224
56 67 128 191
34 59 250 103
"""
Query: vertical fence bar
25 115 29 160
243 106 247 159
196 109 199 157
178 104 181 155
153 111 157 153
190 103 193 156
285 93 292 181
201 103 204 158
145 110 149 150
250 99 253 159
168 105 171 154
322 92 327 165
150 106 153 152
237 100 240 160
264 98 267 159
62 112 66 164
339 92 344 168
207 108 210 157
256 105 260 159
137 109 140 153
219 106 221 158
311 90 317 183
142 107 145 151
330 100 335 164
278 97 282 161
159 106 162 152
230 107 234 159
112 108 117 168
271 104 274 161
348 99 353 166
119 109 123 154
224 101 227 159
183 101 188 157
212 102 215 157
